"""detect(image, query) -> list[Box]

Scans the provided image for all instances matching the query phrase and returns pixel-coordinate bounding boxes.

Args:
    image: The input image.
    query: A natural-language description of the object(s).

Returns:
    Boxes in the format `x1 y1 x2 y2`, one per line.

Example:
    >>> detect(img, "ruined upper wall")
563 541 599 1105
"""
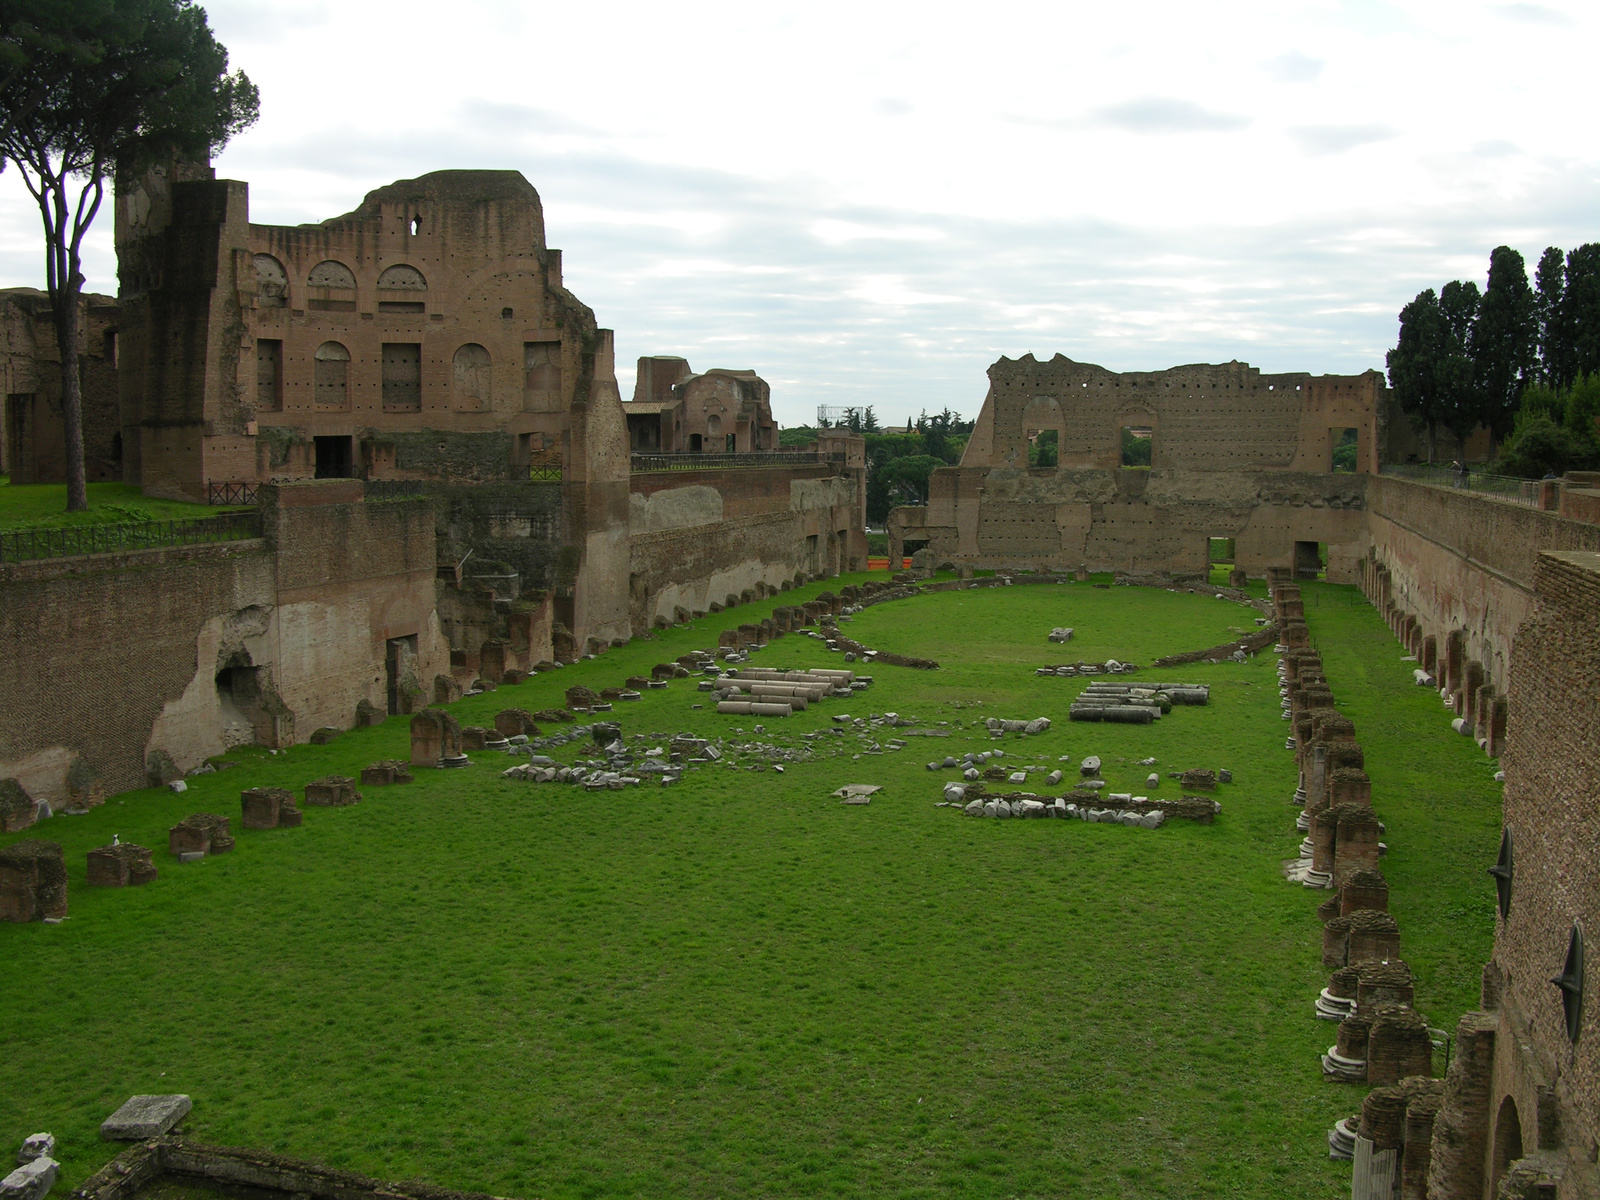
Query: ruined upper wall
963 354 1383 474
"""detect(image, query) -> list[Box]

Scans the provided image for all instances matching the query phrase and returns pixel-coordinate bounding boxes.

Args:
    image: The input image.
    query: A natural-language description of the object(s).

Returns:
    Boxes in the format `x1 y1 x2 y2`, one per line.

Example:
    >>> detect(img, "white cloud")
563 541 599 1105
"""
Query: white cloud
1289 124 1397 156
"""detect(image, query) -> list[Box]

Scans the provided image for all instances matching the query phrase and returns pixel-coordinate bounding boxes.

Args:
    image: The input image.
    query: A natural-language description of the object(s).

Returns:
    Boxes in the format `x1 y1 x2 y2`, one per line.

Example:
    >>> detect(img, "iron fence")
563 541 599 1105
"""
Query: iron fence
631 451 841 472
205 480 258 505
1380 463 1544 508
528 464 561 481
0 511 262 564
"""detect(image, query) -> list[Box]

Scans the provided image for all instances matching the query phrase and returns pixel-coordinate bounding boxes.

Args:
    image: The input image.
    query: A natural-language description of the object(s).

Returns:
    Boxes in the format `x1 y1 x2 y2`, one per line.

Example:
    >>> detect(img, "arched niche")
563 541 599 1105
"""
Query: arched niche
453 343 492 410
378 264 427 313
253 254 287 307
314 341 350 408
307 261 356 312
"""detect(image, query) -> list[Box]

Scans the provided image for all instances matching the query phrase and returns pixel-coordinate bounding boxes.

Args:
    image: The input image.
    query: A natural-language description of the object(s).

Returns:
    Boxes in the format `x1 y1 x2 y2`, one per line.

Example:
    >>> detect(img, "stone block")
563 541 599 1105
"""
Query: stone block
303 776 360 807
241 787 301 829
0 780 36 834
359 761 414 787
354 699 385 728
168 814 234 857
99 1094 191 1140
1366 1006 1432 1086
16 1135 54 1165
432 674 462 705
410 708 462 766
86 844 157 887
460 726 491 751
0 1157 57 1200
0 840 67 923
308 727 342 745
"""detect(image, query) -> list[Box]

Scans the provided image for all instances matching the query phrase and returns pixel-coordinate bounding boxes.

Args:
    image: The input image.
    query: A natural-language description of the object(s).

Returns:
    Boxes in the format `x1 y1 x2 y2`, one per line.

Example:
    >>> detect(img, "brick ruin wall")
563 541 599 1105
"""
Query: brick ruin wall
0 483 448 803
1363 475 1600 705
1418 552 1600 1200
888 354 1381 580
627 464 868 629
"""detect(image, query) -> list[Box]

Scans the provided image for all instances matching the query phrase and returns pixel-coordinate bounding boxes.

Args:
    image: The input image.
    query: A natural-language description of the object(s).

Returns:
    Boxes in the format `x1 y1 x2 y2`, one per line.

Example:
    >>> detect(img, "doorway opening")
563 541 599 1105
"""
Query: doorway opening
385 634 418 715
1490 1096 1523 1196
1293 540 1322 580
314 435 354 478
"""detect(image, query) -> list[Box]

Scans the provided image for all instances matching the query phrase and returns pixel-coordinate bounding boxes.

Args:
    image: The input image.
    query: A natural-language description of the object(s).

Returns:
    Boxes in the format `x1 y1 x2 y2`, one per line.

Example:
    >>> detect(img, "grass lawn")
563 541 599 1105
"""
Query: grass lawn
0 574 1502 1199
0 478 242 531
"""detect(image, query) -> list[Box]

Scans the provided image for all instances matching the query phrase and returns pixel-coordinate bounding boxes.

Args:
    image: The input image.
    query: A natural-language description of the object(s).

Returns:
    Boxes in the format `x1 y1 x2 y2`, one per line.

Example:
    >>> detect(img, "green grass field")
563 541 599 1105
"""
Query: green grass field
0 575 1503 1199
0 479 241 531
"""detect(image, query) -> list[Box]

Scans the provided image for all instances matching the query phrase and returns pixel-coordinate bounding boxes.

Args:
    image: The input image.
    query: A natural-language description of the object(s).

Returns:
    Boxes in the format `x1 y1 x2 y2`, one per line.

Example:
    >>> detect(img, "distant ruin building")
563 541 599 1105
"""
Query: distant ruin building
887 354 1383 579
0 165 866 803
114 165 618 494
626 357 778 454
0 288 121 484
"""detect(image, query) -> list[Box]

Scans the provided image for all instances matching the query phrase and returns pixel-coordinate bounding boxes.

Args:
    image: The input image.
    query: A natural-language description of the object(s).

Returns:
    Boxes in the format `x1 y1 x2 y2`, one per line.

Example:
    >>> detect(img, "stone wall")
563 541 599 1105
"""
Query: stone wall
0 288 122 484
888 354 1380 579
627 463 868 628
0 481 447 804
1424 552 1600 1200
113 165 628 499
1363 475 1600 698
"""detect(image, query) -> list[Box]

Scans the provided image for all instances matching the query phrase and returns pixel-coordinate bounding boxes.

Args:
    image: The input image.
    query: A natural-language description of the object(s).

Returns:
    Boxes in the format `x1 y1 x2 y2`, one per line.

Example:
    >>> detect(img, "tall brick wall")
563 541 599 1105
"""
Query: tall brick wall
0 540 275 798
1364 476 1600 695
1494 552 1600 1179
627 463 868 628
0 483 447 804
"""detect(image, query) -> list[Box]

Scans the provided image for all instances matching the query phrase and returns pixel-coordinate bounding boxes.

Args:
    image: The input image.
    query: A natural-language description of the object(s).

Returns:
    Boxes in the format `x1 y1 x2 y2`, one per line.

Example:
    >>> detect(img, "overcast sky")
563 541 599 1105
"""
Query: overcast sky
1 0 1594 427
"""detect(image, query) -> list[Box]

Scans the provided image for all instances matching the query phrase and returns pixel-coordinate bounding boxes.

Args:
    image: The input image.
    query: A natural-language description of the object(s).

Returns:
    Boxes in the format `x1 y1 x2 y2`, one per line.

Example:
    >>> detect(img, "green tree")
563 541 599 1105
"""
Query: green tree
1437 280 1481 456
879 454 943 506
0 0 257 510
1535 246 1568 386
1387 288 1449 462
1562 244 1600 384
1120 426 1151 466
1470 246 1537 458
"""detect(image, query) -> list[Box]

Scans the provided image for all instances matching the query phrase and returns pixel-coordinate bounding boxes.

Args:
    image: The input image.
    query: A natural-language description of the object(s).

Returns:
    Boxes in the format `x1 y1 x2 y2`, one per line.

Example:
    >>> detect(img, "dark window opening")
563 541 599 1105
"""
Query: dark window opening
1331 427 1358 472
382 342 422 411
501 307 513 319
111 431 123 465
256 339 283 411
378 300 426 314
689 433 703 453
314 435 354 479
103 330 118 365
726 432 737 453
1121 425 1152 467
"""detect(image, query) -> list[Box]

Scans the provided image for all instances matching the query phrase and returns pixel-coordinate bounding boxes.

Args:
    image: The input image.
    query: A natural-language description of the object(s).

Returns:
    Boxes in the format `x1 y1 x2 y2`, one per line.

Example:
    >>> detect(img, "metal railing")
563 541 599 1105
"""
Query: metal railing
528 463 561 481
631 451 841 472
0 511 262 564
1380 463 1544 508
206 481 258 505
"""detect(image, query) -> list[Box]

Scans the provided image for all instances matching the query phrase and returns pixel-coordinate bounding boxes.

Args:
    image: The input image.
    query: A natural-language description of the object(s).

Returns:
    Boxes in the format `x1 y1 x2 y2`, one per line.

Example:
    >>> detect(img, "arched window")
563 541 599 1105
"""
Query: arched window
253 254 287 307
307 261 356 312
452 344 492 410
314 341 350 408
378 264 427 314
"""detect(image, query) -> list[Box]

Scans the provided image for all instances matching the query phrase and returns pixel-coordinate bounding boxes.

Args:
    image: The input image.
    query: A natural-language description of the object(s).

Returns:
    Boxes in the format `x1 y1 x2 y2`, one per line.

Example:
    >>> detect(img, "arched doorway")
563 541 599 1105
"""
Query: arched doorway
1490 1095 1523 1195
